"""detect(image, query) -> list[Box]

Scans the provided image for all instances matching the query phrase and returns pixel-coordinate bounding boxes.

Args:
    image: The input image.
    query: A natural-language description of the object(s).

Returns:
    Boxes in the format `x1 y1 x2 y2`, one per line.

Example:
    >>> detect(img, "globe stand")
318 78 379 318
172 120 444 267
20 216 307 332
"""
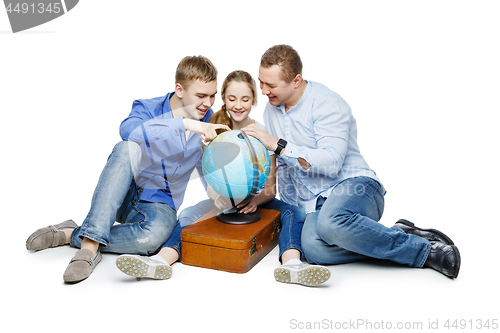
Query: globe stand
216 210 261 224
216 130 262 225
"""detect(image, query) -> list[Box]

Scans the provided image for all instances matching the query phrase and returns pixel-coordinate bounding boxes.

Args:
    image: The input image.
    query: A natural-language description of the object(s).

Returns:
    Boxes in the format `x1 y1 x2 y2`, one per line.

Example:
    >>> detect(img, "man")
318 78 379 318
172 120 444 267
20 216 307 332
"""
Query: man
243 44 460 279
26 55 229 283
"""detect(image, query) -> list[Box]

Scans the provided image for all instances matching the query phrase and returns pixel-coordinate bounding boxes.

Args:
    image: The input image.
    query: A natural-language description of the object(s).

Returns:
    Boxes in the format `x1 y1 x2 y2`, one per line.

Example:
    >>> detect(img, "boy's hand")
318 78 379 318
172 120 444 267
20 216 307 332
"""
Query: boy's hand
183 119 230 141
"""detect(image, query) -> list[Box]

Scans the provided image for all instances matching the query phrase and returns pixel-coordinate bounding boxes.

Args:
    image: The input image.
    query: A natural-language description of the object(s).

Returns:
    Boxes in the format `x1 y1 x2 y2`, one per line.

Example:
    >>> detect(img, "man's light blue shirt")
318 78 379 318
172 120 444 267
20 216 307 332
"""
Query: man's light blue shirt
119 92 212 211
263 81 384 213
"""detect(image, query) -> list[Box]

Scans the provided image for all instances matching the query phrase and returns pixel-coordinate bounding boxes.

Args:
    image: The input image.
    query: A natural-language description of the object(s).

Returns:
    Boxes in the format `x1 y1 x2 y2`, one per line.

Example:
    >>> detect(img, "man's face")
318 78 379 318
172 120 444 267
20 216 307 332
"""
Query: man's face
258 65 295 107
180 79 217 119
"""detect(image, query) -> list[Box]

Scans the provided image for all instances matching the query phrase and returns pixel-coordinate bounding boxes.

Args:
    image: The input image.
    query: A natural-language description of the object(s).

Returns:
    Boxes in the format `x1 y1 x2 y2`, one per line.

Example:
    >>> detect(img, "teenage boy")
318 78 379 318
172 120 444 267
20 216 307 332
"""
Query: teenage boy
242 45 460 279
26 55 229 283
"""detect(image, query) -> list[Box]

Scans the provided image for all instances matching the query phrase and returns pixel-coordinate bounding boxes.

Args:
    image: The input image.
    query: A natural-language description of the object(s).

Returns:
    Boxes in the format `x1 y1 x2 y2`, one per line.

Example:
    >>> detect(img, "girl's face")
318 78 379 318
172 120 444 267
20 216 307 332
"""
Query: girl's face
224 81 254 124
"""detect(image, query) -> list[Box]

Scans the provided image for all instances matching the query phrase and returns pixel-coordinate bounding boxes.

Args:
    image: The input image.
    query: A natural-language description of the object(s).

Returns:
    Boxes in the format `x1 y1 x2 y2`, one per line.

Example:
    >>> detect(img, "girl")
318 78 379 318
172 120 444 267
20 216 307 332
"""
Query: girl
116 70 330 286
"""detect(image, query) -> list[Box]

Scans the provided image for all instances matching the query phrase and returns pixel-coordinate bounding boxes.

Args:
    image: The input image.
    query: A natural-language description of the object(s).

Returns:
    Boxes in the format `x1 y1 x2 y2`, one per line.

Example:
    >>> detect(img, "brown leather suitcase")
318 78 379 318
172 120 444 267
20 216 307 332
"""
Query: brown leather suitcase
181 208 281 273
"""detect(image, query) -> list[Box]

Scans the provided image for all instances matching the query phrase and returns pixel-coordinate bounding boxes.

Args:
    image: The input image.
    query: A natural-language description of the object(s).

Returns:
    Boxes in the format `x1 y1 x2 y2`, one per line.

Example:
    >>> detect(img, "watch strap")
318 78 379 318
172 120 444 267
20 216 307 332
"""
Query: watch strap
274 138 287 155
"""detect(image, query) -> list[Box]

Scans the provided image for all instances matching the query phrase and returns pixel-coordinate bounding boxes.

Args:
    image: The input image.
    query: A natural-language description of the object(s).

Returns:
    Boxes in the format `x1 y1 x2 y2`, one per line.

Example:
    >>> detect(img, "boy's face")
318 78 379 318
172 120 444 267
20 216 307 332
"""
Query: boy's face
180 79 217 119
258 65 295 108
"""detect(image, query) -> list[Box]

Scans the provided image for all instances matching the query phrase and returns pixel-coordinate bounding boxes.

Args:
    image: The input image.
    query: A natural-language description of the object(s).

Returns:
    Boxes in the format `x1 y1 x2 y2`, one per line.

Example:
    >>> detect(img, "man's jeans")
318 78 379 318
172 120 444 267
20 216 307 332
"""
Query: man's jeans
301 177 431 268
70 141 177 255
163 198 305 262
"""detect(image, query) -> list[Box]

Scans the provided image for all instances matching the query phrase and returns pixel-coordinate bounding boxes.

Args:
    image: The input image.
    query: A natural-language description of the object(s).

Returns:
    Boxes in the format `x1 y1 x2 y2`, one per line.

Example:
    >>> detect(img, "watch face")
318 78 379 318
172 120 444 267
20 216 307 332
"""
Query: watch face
275 139 286 155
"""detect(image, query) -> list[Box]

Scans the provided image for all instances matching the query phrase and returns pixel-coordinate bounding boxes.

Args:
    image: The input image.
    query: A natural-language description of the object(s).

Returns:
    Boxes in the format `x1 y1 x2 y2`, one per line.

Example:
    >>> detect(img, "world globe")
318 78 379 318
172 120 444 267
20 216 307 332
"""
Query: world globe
202 130 271 202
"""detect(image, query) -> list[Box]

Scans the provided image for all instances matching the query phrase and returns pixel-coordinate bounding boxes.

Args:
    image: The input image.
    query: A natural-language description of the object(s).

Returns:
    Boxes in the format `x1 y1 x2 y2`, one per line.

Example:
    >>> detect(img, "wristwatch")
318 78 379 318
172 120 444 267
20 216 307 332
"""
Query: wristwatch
274 138 287 155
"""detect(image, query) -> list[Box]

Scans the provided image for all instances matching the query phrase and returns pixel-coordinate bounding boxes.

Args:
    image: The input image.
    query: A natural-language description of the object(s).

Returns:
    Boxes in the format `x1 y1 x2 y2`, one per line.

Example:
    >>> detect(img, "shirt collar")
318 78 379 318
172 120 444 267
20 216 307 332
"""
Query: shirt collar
161 92 175 117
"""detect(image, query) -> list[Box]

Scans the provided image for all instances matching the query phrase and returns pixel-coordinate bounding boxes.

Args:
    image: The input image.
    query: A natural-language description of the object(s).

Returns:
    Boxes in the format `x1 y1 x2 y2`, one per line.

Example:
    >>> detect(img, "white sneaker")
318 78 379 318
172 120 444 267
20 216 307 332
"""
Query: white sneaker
116 254 172 280
274 262 330 286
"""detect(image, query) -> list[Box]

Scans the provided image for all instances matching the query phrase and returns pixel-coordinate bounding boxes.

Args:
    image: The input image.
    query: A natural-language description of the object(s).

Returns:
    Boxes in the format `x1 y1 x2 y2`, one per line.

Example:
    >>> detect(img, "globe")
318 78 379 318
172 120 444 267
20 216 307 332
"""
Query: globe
202 130 271 201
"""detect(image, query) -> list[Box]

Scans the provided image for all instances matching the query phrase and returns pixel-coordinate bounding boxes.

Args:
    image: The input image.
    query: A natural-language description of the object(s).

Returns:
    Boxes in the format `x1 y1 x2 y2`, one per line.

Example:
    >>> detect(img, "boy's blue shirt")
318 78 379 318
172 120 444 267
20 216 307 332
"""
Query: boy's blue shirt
120 92 213 211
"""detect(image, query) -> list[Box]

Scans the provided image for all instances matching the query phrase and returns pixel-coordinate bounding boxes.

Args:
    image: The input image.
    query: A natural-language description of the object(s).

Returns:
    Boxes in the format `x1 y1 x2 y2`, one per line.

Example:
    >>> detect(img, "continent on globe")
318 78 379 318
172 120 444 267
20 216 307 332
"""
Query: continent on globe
202 130 271 200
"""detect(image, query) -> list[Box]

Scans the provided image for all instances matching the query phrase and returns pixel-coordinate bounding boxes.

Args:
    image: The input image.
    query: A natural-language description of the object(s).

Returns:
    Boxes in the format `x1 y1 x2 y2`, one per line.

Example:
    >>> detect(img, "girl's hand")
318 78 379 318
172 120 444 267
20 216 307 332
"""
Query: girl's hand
237 198 258 214
214 194 233 210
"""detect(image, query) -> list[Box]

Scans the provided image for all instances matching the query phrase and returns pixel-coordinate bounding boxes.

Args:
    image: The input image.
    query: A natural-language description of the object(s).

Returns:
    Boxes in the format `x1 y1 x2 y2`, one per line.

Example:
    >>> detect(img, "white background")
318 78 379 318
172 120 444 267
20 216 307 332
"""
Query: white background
1 1 499 332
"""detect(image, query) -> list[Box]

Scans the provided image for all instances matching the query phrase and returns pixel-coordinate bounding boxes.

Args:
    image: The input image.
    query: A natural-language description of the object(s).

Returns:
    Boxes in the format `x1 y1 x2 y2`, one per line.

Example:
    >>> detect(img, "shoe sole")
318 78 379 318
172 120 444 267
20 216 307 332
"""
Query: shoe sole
396 219 455 245
449 244 461 279
274 266 330 286
116 255 172 280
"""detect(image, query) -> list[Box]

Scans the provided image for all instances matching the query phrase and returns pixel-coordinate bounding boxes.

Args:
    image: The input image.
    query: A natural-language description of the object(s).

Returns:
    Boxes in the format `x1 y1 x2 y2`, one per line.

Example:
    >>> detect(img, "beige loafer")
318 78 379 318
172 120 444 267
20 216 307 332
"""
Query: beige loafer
26 219 77 251
63 249 102 283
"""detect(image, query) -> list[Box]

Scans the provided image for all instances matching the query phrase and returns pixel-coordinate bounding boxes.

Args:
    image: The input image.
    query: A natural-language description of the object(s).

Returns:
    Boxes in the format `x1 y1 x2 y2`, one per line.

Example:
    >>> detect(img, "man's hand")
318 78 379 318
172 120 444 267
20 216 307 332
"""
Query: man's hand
183 119 230 141
240 123 279 152
297 158 311 170
242 123 312 170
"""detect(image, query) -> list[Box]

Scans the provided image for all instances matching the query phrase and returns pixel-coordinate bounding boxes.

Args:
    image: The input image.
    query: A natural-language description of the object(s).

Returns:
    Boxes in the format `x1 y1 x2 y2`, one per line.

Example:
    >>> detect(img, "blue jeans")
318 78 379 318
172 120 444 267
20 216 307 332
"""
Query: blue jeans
301 177 431 268
163 198 305 262
70 141 177 255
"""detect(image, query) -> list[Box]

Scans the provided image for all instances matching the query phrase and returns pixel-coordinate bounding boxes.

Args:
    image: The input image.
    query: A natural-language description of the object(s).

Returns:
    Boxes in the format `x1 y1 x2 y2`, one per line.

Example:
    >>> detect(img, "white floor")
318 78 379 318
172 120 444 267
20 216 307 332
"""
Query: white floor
10 205 497 333
2 1 499 332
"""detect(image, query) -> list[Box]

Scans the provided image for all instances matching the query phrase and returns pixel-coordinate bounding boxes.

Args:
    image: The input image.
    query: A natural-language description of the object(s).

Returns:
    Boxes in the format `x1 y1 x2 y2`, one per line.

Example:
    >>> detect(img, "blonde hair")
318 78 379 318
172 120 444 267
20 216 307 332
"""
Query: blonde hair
260 44 302 83
175 55 217 90
210 70 257 133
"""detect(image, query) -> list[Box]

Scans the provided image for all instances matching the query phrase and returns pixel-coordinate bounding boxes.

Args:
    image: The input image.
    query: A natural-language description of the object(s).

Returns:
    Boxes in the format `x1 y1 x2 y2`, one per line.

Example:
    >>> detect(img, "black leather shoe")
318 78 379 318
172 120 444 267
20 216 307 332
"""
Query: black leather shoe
424 241 461 279
394 219 455 245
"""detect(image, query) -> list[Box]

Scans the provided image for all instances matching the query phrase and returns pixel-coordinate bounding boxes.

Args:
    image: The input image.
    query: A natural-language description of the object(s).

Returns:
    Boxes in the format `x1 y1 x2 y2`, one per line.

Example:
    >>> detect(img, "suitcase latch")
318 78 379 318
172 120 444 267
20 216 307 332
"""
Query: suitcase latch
249 237 257 258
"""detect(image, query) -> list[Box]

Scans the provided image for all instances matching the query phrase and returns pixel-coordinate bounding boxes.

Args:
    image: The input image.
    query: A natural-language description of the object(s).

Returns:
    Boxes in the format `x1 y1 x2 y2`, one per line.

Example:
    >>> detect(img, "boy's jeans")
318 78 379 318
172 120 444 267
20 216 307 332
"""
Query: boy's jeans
301 177 431 267
70 141 177 255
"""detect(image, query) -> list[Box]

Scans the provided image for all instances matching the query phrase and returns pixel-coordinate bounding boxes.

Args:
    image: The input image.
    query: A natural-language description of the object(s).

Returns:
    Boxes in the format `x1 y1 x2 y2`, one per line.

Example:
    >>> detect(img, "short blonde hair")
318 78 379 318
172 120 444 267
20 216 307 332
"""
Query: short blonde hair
175 55 218 89
260 44 302 83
